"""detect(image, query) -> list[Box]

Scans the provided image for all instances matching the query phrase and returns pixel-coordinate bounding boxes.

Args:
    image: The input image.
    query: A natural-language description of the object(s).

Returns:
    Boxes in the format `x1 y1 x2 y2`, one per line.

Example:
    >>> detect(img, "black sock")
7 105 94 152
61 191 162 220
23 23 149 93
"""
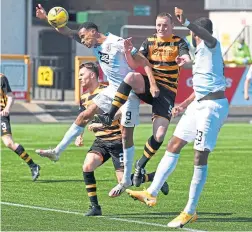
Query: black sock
83 171 99 206
14 144 35 167
138 135 163 168
108 81 132 118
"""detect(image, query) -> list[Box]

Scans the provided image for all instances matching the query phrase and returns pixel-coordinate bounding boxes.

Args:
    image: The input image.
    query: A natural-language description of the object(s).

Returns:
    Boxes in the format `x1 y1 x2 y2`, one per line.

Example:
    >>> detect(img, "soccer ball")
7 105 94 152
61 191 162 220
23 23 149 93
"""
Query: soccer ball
47 7 69 28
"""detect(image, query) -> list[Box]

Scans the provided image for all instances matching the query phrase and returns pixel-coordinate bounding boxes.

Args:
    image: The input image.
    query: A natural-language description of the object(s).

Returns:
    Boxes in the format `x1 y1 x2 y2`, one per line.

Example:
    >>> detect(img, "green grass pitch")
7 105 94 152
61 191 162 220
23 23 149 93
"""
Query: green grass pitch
1 123 252 231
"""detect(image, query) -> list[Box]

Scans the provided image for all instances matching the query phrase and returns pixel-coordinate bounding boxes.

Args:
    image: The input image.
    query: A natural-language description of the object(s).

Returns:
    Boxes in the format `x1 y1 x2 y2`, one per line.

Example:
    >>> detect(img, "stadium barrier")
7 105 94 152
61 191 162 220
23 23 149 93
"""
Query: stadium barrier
0 54 31 102
74 56 252 106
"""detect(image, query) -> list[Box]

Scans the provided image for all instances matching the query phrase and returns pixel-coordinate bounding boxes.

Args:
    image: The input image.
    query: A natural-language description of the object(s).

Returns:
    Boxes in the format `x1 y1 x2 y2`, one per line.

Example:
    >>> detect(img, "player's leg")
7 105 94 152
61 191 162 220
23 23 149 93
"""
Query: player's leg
109 94 141 196
36 103 99 161
82 139 111 216
1 116 40 181
133 86 174 186
133 117 169 186
82 152 103 216
168 98 229 228
109 126 135 197
94 72 145 125
127 101 197 205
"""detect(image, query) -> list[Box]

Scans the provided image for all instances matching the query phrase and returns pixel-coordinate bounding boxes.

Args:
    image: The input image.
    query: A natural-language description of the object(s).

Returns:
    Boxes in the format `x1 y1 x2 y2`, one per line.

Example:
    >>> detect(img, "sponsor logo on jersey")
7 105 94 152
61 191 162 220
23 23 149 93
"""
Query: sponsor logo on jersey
98 51 110 64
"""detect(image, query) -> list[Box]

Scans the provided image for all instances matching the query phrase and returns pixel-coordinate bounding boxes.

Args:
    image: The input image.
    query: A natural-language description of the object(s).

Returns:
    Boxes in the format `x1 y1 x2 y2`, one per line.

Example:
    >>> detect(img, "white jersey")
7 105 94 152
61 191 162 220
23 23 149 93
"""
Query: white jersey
246 65 252 81
192 40 226 100
92 33 137 88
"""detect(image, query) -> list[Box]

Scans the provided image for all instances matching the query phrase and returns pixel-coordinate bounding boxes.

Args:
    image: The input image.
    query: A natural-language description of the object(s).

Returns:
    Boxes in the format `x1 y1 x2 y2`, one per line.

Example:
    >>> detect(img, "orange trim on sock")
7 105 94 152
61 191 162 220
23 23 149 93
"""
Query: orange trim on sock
20 152 27 158
88 192 97 197
116 92 128 101
145 142 156 153
86 184 96 189
112 101 122 108
144 150 151 159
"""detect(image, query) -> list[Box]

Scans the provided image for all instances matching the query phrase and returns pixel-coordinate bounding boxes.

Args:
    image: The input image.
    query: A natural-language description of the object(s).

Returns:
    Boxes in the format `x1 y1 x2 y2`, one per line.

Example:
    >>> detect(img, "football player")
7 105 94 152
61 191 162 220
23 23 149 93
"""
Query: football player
126 7 229 228
1 73 40 181
36 62 169 216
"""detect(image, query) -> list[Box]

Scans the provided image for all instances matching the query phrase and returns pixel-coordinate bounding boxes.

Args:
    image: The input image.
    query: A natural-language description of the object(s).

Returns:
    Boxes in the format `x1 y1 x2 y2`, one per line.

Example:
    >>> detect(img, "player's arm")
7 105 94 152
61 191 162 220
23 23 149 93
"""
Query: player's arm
175 7 217 48
172 92 195 117
0 75 14 116
123 38 159 97
176 38 191 66
35 4 81 43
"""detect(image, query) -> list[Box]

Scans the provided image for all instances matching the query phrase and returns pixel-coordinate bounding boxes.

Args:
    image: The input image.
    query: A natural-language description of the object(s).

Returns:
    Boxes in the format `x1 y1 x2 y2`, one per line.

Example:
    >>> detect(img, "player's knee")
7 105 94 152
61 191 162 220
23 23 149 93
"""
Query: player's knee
154 126 167 143
121 128 134 148
167 136 184 154
124 72 136 86
82 162 95 172
3 138 15 150
194 150 209 166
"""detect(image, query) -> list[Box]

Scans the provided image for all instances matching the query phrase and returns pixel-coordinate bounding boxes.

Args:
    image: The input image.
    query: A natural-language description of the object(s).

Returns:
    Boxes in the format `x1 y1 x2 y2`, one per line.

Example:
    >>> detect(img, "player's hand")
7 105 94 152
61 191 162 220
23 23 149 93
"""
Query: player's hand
175 55 188 67
124 37 133 54
175 7 186 24
172 105 184 118
0 109 9 116
150 84 160 98
88 123 104 131
244 93 250 100
75 135 83 147
36 4 47 20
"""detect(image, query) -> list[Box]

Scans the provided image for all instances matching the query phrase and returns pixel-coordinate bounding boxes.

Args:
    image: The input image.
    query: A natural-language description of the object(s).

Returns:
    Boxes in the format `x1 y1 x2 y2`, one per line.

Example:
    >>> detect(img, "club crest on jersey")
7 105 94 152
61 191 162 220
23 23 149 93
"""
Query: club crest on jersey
105 43 112 52
98 51 110 64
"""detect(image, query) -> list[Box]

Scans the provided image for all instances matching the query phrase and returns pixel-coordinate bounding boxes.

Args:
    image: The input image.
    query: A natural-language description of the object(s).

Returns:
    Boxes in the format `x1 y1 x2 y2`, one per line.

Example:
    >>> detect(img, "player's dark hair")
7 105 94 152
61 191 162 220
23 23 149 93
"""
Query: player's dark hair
157 12 173 22
78 22 99 31
79 62 99 79
193 17 213 34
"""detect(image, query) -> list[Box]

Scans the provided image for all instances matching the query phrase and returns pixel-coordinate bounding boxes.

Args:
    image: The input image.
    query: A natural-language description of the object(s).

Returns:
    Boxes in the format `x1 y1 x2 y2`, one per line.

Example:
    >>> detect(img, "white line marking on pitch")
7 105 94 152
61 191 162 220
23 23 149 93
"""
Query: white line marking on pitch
1 202 207 232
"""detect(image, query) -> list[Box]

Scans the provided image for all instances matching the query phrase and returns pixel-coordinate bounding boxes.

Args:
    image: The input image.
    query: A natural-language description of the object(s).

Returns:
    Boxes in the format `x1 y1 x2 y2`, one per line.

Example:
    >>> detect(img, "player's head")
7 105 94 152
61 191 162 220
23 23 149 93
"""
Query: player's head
78 22 99 48
78 62 99 88
156 12 174 38
191 17 213 47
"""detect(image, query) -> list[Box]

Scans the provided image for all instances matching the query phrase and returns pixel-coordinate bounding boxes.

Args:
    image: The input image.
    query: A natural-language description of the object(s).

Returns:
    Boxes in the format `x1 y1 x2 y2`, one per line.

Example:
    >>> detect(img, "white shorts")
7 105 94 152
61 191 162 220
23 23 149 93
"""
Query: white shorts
92 85 140 127
173 98 229 152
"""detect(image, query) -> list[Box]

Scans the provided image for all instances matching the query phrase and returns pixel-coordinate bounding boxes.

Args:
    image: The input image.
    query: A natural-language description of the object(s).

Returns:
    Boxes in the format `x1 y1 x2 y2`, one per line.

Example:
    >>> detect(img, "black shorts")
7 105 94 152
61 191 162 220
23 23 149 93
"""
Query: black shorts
136 76 175 121
88 138 124 171
1 116 12 136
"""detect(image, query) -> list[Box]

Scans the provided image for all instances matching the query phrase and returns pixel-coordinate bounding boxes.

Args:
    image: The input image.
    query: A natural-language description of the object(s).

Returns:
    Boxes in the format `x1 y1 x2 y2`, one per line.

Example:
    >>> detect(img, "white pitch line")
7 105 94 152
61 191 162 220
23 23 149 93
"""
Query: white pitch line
1 202 207 232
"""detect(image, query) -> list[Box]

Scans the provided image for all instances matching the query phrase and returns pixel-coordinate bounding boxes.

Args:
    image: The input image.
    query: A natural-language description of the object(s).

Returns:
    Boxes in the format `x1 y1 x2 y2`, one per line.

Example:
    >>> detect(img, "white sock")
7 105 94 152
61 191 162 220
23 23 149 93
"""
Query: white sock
122 146 135 185
54 123 84 155
148 151 180 197
184 165 208 214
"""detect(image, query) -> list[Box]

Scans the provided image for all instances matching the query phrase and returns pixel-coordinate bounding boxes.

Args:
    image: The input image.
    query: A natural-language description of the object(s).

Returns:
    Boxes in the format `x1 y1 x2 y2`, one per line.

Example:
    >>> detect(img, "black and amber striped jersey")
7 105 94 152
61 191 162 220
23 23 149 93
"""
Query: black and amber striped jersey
79 83 122 141
0 74 12 111
139 34 189 94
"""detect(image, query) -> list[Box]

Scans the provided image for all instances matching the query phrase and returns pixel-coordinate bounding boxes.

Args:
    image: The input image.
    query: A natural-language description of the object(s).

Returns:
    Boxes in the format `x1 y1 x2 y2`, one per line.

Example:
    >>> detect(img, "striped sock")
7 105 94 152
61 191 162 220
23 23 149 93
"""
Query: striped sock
83 171 98 206
138 135 163 168
14 145 35 167
108 81 132 119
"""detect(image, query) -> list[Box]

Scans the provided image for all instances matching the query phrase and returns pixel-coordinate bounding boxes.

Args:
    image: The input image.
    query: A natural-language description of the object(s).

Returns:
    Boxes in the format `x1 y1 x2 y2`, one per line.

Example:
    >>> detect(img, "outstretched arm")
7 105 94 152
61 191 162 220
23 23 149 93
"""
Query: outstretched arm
175 7 217 48
35 4 81 43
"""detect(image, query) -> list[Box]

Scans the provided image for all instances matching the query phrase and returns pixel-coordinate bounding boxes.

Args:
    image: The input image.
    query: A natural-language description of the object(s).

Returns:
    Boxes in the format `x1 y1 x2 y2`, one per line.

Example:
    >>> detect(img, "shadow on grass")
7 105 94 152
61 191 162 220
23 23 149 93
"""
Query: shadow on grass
108 212 252 223
2 179 115 183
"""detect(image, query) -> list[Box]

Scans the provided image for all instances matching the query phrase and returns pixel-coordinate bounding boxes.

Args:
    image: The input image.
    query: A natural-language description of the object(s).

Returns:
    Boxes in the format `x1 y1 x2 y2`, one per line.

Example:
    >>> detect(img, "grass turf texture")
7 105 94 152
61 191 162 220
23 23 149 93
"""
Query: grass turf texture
1 123 252 231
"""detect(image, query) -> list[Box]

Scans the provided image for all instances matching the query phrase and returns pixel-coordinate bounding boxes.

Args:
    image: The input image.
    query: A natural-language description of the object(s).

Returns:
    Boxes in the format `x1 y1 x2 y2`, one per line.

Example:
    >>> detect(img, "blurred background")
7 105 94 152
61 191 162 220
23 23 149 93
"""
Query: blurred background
1 0 252 123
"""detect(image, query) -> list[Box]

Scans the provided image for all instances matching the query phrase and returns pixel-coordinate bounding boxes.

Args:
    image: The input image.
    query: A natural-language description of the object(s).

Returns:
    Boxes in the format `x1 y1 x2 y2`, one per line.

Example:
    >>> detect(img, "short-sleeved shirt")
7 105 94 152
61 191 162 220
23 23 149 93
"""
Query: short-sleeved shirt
193 40 226 100
139 34 189 95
